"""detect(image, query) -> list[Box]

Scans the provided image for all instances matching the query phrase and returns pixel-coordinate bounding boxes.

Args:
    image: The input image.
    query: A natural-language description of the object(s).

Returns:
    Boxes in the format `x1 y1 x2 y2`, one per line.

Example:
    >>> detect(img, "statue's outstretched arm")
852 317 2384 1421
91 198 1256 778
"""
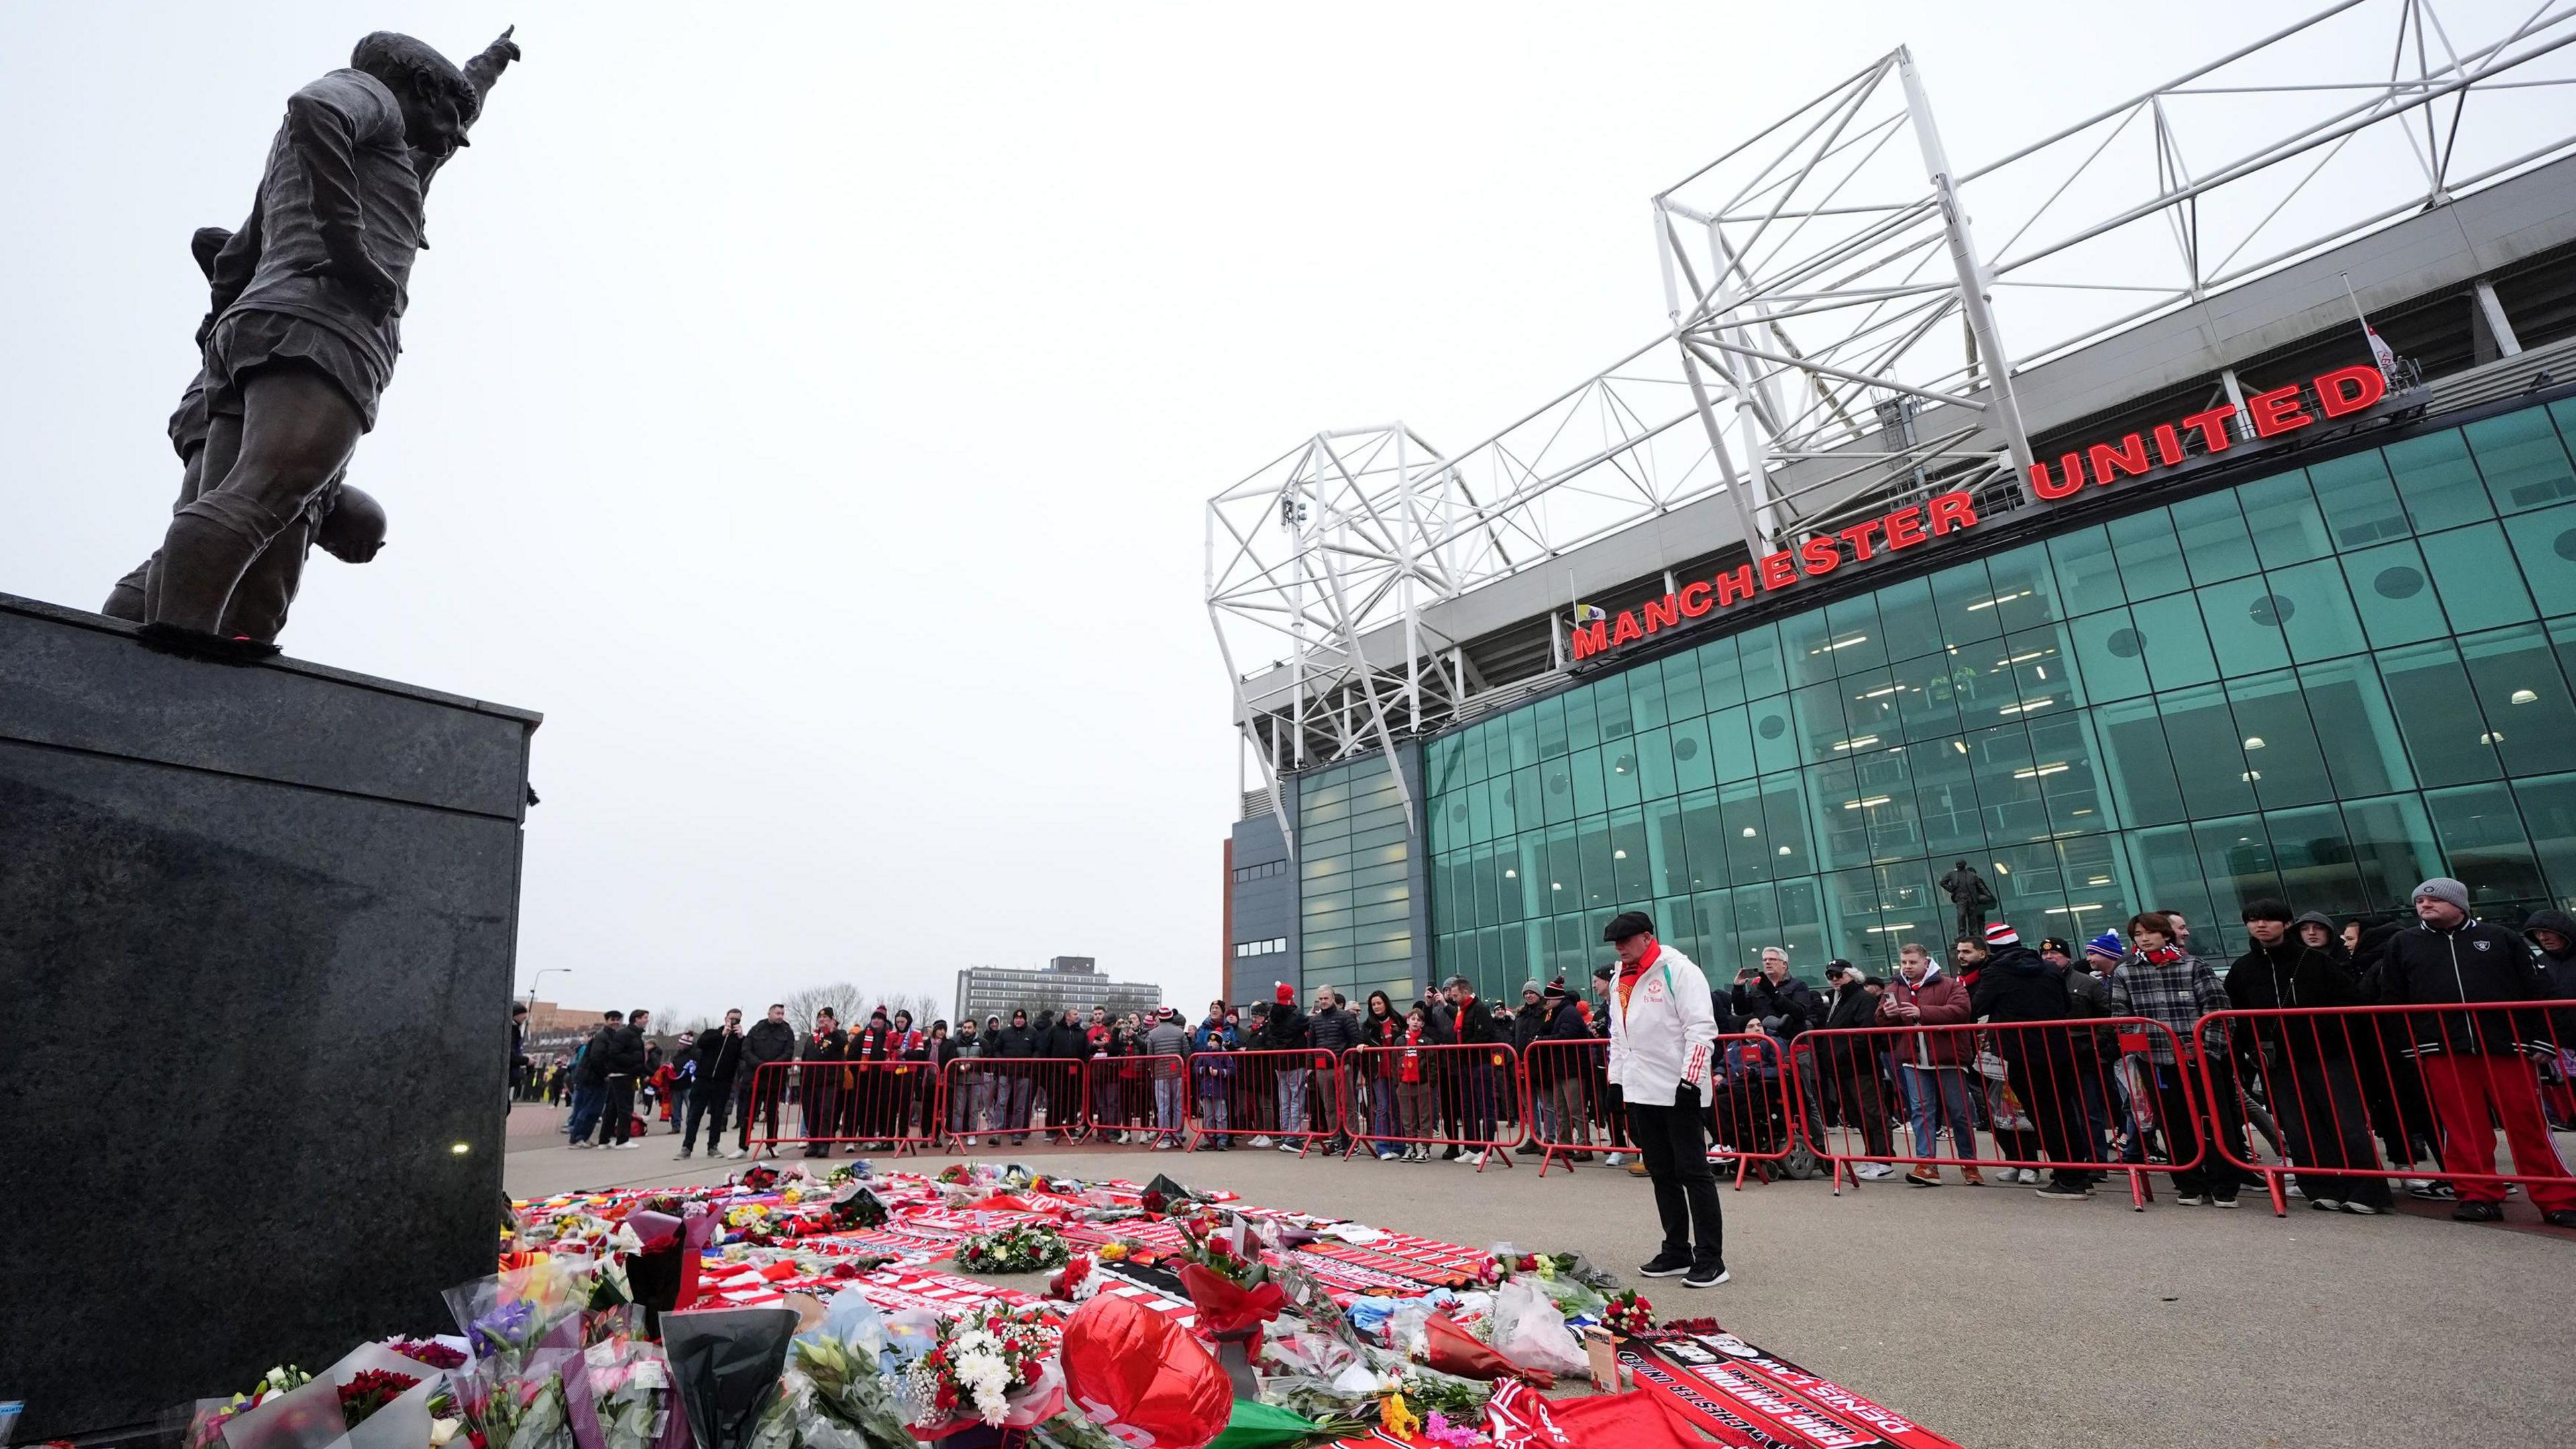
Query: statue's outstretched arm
463 26 521 105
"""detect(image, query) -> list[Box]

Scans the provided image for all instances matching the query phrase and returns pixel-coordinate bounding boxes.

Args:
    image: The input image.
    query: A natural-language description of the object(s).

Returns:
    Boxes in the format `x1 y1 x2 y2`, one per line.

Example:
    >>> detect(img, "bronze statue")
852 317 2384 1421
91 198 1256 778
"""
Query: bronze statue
1939 859 1996 945
103 229 388 639
127 28 519 660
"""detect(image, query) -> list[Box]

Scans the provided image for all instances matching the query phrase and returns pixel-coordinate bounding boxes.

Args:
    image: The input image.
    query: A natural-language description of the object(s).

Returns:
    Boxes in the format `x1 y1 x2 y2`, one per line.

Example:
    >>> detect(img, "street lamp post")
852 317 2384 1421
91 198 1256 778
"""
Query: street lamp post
529 968 571 1036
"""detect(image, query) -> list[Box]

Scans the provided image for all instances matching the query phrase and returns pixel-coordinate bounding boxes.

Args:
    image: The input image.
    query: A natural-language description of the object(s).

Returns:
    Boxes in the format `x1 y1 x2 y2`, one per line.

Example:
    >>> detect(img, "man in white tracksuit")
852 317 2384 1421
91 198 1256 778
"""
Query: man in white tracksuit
1603 909 1727 1287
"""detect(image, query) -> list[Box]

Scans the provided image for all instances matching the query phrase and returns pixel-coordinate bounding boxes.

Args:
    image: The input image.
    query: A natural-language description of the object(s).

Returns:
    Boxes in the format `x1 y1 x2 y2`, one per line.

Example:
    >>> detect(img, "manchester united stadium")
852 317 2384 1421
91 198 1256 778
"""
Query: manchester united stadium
1209 6 2576 1006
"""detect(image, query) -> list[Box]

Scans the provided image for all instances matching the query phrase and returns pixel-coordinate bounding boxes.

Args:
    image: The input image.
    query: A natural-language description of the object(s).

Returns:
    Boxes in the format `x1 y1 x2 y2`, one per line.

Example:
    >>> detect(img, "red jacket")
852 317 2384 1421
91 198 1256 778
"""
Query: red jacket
1877 969 1974 1069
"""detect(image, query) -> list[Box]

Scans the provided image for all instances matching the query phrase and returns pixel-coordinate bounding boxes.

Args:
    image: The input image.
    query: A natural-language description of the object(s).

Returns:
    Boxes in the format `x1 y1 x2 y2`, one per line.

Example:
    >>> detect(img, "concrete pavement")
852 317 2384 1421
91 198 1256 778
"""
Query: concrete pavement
504 1104 2576 1448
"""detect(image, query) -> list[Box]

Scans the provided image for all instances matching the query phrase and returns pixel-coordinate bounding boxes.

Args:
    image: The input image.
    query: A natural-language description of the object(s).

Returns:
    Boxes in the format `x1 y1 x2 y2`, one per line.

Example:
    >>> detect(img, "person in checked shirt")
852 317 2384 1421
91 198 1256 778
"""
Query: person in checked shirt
2108 910 2244 1206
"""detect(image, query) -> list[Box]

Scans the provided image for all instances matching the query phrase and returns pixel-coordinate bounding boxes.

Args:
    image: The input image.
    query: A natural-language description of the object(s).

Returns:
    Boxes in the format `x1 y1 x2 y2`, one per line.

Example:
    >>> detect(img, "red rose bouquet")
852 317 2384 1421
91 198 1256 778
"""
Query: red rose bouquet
337 1371 421 1430
1597 1289 1654 1338
1171 1212 1287 1393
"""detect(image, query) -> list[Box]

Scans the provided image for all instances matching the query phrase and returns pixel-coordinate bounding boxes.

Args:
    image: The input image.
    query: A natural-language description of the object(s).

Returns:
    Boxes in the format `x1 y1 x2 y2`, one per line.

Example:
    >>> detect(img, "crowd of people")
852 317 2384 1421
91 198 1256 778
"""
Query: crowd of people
504 875 2575 1230
1780 878 2576 1226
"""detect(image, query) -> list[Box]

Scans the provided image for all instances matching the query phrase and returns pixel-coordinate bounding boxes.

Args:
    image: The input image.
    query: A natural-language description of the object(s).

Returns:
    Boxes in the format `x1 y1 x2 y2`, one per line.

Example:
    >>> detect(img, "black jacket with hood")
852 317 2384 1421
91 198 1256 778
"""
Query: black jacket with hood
2524 908 2576 1001
2378 914 2548 1055
2223 929 2363 1063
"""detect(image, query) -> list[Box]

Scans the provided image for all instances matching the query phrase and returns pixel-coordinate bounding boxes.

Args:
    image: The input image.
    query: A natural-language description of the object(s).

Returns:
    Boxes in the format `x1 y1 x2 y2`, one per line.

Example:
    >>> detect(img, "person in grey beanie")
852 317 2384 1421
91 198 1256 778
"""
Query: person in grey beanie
2378 877 2576 1225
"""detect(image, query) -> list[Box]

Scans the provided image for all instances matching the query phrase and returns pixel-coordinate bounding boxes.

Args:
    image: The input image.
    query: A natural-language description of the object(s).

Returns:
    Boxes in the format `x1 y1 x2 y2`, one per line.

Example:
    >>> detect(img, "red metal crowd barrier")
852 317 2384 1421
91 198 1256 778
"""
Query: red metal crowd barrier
2196 1001 2576 1218
1703 1032 1809 1187
1083 1054 1190 1146
1517 1038 1615 1175
1792 1018 2206 1208
743 1059 943 1159
1338 1041 1525 1169
1189 1047 1344 1156
938 1058 1087 1149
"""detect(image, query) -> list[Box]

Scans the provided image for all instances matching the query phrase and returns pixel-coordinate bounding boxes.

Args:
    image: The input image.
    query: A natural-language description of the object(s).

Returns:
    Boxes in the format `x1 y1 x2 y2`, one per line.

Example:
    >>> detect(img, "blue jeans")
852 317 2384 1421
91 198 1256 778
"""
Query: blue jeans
566 1083 604 1141
1900 1065 1977 1161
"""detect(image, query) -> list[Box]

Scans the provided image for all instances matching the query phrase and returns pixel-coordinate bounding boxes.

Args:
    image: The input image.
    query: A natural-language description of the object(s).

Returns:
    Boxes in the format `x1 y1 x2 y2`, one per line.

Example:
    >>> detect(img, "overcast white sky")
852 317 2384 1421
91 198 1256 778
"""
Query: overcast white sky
0 1 2435 1020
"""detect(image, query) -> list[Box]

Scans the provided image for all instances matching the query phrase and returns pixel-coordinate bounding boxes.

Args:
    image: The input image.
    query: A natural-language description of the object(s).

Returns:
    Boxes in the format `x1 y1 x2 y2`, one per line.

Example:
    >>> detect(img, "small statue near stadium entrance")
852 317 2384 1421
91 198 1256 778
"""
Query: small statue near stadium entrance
1940 860 1996 945
119 28 520 661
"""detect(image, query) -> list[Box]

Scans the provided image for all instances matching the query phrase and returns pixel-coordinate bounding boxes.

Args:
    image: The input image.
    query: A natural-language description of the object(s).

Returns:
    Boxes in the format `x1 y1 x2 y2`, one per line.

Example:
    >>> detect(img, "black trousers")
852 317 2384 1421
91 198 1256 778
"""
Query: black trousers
683 1078 733 1153
2279 1055 2394 1210
1629 1088 1723 1267
600 1075 637 1144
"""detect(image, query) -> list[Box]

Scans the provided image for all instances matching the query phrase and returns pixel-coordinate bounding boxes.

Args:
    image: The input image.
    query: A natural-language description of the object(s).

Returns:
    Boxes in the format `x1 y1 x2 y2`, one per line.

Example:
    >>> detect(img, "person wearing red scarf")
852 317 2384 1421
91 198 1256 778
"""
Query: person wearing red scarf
1395 1005 1438 1160
1603 910 1725 1287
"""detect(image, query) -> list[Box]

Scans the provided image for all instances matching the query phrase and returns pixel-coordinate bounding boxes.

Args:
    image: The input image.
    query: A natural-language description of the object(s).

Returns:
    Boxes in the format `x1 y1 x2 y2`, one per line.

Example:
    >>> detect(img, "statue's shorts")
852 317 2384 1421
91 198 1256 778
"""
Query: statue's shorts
202 309 388 433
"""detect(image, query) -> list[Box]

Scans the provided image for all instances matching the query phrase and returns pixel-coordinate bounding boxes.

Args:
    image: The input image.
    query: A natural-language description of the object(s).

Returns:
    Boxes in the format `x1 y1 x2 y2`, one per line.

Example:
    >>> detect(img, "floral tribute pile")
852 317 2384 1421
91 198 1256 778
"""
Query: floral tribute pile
152 1159 1949 1449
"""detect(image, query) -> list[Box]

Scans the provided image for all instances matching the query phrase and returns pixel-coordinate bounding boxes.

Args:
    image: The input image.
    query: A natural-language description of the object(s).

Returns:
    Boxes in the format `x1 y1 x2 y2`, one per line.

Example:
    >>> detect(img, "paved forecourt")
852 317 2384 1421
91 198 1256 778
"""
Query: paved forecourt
504 1104 2576 1449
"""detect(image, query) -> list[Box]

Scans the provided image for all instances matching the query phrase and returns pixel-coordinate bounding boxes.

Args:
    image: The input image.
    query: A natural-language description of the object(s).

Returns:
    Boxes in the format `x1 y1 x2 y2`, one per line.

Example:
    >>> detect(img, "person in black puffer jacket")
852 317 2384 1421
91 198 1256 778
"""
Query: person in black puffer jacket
1303 985 1358 1152
1962 924 2092 1195
2378 878 2575 1224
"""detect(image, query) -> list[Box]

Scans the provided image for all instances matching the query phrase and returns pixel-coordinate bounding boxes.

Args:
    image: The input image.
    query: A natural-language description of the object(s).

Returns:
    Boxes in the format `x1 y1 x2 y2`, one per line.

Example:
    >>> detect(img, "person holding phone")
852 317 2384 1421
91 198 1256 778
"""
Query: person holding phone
1603 910 1727 1288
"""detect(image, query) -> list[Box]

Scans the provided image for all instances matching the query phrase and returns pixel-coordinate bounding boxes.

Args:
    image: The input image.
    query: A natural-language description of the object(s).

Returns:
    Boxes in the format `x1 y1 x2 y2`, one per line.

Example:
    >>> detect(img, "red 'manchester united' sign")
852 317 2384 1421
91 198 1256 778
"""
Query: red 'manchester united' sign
1569 492 1979 661
1568 361 2389 664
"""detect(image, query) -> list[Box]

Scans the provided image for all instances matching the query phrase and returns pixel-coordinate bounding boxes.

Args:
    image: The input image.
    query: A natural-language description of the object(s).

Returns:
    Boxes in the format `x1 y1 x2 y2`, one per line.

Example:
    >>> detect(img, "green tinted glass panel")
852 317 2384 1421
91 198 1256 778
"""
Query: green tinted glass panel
2263 555 2368 663
2307 449 2412 548
2069 608 2153 702
2500 502 2576 618
2237 470 2332 565
1874 574 1946 660
2457 623 2576 777
2419 522 2536 633
2171 490 2260 585
2130 592 2220 689
2107 508 2190 600
1737 625 1788 700
2045 525 2125 612
2339 538 2451 647
2465 410 2576 515
2197 574 2294 676
2385 430 2494 533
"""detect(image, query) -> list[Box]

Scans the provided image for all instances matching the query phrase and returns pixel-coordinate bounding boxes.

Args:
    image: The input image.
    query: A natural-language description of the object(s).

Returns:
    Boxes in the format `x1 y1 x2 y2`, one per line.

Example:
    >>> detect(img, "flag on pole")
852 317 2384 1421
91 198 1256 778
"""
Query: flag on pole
1572 602 1608 625
2342 271 2399 379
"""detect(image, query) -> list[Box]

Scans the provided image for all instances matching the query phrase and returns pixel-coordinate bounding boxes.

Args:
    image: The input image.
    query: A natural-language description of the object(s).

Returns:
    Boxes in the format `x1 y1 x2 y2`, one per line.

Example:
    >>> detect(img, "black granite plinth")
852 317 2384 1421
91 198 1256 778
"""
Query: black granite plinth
0 594 541 1438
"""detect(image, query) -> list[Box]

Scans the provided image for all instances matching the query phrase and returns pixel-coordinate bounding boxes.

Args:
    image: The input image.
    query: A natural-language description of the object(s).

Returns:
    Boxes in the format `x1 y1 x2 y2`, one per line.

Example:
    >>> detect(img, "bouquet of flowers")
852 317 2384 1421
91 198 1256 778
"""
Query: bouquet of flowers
1046 1254 1101 1303
389 1342 469 1372
562 1340 686 1449
830 1185 888 1230
185 1366 313 1449
738 1163 784 1193
953 1223 1071 1274
447 1261 584 1377
454 1353 573 1449
935 1164 977 1185
780 1333 913 1449
1172 1212 1287 1392
1597 1289 1654 1338
896 1305 1065 1437
336 1372 420 1430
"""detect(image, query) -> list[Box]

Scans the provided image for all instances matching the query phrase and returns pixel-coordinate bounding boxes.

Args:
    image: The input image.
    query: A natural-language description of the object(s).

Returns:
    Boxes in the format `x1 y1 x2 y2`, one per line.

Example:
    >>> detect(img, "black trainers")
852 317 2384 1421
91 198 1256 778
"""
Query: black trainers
2542 1210 2576 1229
1638 1252 1691 1279
2454 1200 2504 1223
1684 1261 1730 1288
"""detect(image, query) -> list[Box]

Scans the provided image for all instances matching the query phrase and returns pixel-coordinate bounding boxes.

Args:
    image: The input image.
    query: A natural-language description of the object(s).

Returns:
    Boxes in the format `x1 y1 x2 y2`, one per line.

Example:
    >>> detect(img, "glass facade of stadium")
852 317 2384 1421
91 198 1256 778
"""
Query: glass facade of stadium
1291 396 2576 1004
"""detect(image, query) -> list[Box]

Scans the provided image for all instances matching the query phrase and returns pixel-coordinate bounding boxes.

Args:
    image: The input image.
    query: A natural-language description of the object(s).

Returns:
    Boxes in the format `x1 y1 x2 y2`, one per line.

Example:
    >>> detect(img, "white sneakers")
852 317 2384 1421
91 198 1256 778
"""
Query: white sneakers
1855 1162 1895 1179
